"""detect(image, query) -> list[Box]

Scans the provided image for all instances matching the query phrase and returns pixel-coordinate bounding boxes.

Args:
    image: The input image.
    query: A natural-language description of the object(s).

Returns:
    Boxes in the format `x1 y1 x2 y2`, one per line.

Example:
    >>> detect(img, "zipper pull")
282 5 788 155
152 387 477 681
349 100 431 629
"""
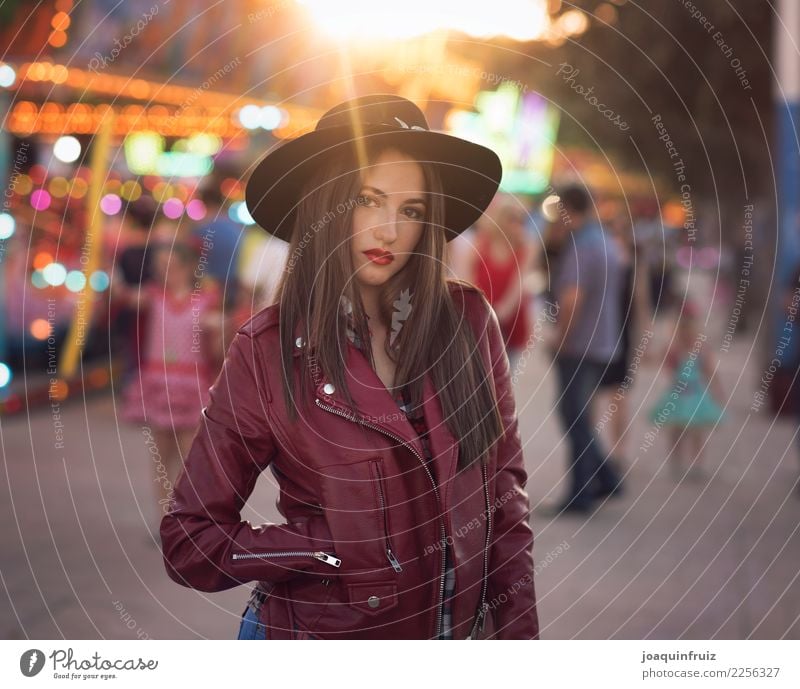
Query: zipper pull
313 552 342 567
468 605 486 639
386 547 403 572
476 604 488 634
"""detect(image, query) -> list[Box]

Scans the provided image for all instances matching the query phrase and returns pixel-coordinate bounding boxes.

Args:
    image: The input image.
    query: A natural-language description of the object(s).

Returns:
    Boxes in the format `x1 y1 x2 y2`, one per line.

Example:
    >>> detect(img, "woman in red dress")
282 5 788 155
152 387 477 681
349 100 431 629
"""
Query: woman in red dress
470 195 537 372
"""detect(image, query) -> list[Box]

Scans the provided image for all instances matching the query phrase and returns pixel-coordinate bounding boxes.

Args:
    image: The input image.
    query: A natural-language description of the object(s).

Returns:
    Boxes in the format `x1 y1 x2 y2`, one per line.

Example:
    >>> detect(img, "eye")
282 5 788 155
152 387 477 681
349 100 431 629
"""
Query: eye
403 206 425 220
356 193 378 207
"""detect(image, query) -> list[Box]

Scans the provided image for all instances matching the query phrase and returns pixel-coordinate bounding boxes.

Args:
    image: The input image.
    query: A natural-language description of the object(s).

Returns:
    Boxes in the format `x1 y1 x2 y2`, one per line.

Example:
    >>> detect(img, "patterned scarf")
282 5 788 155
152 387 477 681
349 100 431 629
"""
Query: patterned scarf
339 294 423 421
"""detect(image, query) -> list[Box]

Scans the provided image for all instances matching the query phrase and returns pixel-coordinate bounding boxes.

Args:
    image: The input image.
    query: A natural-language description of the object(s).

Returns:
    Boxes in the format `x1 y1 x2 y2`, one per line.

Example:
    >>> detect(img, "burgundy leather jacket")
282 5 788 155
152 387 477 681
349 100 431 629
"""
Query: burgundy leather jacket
160 282 540 639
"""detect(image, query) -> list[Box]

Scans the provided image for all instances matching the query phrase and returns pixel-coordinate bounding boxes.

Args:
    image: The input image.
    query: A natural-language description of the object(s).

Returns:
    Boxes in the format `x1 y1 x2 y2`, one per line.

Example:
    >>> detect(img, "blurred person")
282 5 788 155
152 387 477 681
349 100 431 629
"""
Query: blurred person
159 94 538 640
772 261 800 419
595 210 651 465
191 182 242 311
113 199 157 386
635 198 676 316
219 280 266 359
114 238 222 520
469 194 537 371
238 228 289 308
444 222 477 281
779 263 800 497
544 184 625 516
648 301 724 481
540 214 571 304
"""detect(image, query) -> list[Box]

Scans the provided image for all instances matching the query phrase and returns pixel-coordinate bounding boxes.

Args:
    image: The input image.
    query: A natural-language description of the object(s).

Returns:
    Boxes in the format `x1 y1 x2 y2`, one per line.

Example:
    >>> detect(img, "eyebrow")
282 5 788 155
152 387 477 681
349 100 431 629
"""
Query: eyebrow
360 185 427 205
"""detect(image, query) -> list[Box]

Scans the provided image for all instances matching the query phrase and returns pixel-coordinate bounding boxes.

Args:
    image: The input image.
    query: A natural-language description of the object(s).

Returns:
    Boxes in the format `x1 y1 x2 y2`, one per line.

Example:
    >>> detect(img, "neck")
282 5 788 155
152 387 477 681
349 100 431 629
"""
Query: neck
358 285 382 324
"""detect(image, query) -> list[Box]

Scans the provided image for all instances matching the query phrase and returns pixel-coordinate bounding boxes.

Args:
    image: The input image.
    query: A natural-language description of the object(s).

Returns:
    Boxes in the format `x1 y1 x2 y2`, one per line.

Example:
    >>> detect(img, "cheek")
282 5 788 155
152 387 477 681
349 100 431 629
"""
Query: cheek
396 223 424 261
350 214 372 255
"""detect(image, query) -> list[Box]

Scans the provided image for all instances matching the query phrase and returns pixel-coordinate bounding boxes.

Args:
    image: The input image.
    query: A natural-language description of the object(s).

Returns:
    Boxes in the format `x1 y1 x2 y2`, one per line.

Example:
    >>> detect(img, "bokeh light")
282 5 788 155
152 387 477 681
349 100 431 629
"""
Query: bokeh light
30 319 52 340
53 135 81 163
31 270 48 289
0 363 11 388
65 270 87 292
89 270 110 291
100 193 122 215
0 63 16 88
163 198 184 219
0 213 15 239
42 262 67 286
30 189 52 211
186 199 207 220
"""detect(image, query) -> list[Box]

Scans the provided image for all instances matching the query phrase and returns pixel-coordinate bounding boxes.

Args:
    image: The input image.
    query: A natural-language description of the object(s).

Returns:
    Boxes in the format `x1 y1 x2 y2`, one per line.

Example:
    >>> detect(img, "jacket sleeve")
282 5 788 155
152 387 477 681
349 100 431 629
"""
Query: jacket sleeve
483 304 540 639
159 330 336 593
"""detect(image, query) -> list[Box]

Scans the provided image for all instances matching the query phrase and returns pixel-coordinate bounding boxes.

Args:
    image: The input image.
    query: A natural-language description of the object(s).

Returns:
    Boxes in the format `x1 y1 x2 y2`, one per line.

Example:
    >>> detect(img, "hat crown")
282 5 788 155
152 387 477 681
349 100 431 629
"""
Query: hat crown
315 94 429 132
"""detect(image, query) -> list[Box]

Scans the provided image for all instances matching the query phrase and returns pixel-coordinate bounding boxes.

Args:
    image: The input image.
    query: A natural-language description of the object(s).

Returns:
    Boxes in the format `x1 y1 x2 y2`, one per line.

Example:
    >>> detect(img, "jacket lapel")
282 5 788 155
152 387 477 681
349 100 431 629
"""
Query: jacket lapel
305 328 460 494
419 367 460 507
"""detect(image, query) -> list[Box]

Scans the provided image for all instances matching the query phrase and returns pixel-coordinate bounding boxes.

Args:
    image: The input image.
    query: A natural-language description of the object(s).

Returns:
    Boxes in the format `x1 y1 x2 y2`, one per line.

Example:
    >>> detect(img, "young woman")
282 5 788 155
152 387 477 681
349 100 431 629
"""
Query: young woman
159 94 540 640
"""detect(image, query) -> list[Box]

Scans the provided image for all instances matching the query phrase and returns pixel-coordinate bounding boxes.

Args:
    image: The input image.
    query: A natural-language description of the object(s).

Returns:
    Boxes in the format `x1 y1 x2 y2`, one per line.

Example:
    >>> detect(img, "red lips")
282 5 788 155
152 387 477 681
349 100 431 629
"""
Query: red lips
363 249 395 265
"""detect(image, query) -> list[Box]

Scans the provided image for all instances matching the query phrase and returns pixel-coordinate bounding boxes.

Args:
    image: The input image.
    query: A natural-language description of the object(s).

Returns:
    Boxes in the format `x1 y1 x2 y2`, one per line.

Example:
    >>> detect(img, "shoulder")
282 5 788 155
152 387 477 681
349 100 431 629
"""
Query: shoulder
447 279 494 338
236 301 280 339
447 278 489 314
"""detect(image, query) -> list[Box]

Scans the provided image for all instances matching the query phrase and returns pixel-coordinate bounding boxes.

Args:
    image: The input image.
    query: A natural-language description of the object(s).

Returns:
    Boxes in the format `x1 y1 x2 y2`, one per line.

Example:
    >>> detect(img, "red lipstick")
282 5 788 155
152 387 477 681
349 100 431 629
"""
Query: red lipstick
363 248 395 265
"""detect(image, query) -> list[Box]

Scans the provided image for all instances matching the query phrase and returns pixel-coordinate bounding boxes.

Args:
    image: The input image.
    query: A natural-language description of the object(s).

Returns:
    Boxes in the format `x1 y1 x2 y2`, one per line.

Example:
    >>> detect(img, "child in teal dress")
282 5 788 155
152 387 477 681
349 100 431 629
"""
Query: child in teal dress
649 302 724 479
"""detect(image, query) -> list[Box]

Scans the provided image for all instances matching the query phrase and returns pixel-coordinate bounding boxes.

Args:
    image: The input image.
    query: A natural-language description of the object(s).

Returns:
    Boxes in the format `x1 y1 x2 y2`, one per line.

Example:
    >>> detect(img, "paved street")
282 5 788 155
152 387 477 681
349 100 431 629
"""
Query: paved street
2 307 799 640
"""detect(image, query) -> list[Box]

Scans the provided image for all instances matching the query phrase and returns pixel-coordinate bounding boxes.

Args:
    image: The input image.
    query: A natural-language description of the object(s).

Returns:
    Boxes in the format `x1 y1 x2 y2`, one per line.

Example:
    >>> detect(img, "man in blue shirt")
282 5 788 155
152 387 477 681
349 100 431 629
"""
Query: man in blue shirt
547 185 625 515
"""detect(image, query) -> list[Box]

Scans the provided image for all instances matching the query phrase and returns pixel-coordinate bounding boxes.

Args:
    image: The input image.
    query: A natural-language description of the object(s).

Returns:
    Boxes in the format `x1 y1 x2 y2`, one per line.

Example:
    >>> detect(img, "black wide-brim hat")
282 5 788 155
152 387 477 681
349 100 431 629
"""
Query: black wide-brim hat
244 93 502 243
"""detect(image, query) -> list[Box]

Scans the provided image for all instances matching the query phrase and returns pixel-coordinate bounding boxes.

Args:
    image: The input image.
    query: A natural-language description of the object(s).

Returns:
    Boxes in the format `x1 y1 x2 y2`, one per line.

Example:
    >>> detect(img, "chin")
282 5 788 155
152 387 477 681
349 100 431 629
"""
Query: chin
355 262 399 286
356 273 391 289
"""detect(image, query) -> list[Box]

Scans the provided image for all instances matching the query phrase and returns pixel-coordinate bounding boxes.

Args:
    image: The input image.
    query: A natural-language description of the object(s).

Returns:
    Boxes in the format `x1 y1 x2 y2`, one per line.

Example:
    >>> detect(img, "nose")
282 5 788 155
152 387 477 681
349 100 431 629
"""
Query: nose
373 207 399 244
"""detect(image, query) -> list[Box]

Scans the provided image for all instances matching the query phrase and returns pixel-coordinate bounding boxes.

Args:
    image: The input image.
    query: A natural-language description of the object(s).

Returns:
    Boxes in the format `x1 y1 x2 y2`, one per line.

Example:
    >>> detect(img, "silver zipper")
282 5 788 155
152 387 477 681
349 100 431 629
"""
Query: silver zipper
232 550 341 567
468 460 492 639
371 460 403 573
315 397 447 639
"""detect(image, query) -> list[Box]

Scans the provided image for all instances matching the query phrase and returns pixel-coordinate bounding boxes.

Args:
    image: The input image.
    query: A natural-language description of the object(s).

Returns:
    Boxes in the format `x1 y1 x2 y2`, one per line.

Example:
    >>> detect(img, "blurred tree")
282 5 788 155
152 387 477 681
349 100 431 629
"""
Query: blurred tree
469 0 774 241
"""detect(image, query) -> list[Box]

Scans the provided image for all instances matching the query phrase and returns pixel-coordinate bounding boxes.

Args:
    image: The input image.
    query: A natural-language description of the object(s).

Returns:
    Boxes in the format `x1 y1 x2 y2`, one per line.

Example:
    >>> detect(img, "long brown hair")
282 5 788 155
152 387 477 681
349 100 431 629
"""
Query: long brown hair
274 139 503 472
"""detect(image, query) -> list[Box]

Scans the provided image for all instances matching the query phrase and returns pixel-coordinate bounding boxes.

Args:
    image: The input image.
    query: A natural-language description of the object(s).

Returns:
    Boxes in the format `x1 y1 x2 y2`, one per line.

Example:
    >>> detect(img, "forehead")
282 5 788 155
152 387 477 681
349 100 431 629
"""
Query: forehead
359 147 426 195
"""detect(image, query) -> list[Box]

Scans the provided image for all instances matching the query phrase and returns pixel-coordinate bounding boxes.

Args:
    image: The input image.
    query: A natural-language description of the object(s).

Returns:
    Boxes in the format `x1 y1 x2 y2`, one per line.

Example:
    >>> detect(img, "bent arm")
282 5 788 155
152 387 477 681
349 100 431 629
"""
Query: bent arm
159 331 335 592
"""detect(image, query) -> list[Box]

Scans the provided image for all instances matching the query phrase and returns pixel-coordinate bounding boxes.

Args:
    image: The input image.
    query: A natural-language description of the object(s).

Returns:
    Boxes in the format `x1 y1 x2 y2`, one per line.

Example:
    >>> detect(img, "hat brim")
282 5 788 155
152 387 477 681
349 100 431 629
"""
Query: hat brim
244 124 502 243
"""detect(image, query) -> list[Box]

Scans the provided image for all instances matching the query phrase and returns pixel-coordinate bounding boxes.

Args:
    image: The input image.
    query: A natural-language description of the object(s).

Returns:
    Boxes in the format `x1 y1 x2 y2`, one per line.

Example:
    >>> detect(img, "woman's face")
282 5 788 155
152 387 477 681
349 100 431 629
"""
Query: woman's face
350 148 426 290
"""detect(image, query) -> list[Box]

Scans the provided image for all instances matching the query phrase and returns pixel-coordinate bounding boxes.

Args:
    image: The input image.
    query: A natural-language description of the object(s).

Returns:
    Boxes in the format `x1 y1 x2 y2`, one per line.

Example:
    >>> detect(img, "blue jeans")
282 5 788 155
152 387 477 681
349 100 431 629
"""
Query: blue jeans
237 604 267 640
555 355 621 508
236 601 314 639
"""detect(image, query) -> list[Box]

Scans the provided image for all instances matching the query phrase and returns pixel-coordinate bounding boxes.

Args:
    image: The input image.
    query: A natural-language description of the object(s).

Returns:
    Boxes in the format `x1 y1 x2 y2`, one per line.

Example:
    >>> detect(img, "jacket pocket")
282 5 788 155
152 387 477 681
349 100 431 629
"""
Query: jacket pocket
346 579 399 616
368 459 403 573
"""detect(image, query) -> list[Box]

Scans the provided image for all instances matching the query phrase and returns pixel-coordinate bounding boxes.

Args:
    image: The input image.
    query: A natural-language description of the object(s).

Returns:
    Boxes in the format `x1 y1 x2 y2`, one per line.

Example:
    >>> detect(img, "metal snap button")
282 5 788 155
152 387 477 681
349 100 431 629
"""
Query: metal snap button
322 383 335 395
295 336 305 348
367 595 380 609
